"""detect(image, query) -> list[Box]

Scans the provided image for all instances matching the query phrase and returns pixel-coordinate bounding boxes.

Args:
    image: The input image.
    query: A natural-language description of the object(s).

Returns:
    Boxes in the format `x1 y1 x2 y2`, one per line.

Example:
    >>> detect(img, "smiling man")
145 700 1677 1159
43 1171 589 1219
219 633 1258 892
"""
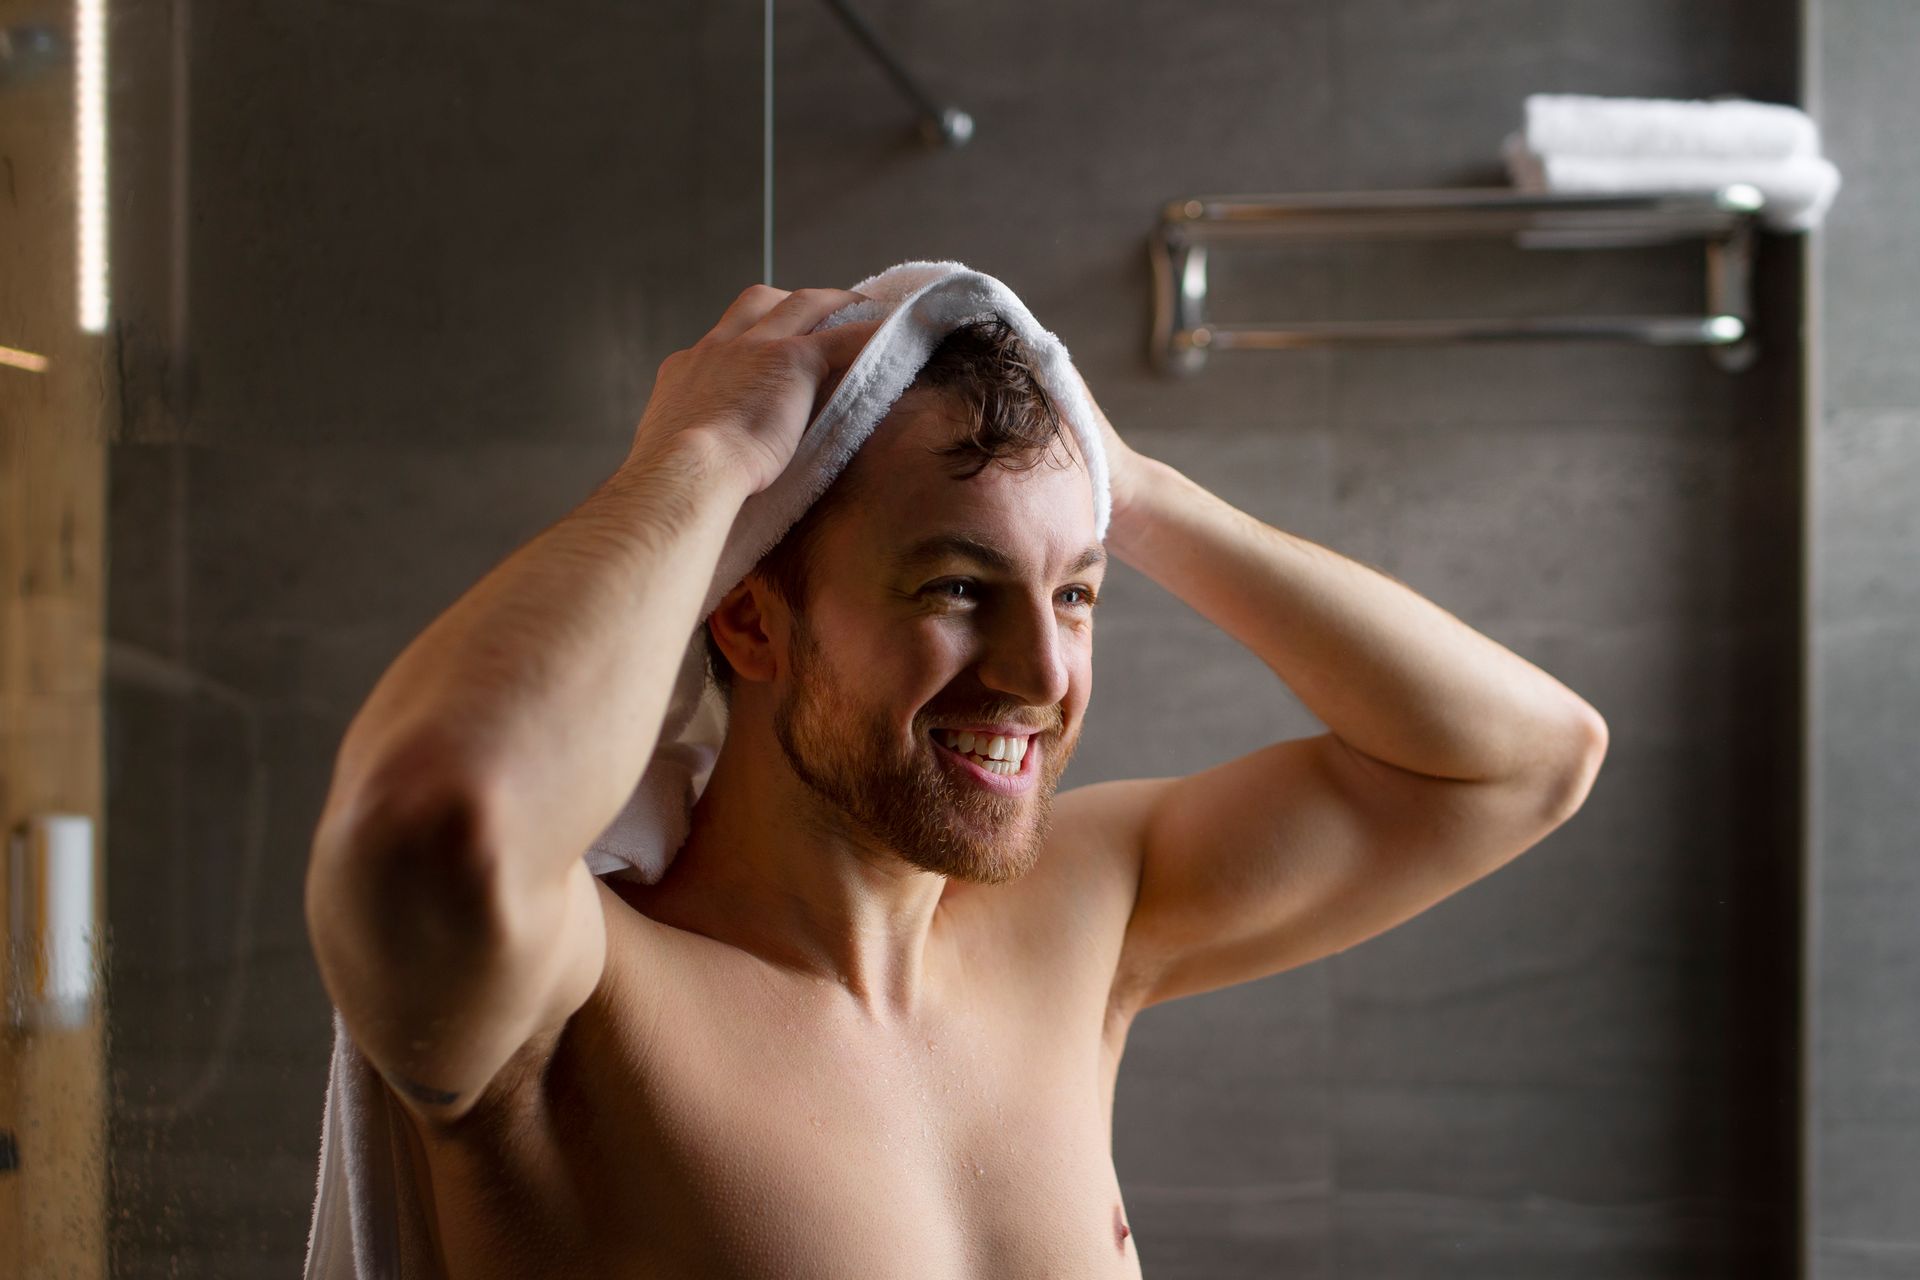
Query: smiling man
305 284 1608 1278
686 329 1105 897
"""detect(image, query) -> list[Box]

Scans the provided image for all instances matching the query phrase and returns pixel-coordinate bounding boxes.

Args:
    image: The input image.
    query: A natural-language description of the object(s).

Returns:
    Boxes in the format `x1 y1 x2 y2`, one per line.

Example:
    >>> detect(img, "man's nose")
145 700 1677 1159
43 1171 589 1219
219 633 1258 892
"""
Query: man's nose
973 595 1072 709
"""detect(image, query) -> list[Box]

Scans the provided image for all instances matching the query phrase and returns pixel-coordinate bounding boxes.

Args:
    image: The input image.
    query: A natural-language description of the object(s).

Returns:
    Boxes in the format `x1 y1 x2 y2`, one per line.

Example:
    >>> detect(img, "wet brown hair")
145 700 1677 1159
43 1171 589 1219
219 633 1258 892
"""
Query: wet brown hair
701 314 1078 699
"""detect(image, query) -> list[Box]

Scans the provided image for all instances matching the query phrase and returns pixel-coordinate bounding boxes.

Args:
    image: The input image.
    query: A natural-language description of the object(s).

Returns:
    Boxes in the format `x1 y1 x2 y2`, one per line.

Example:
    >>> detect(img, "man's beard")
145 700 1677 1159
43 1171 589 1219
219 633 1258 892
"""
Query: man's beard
771 610 1077 886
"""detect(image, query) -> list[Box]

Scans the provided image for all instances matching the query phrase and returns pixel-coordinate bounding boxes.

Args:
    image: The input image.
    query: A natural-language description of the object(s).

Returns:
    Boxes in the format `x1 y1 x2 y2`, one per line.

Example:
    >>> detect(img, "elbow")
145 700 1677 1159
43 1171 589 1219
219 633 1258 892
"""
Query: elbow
312 723 501 875
313 752 497 868
1542 707 1609 824
307 767 505 956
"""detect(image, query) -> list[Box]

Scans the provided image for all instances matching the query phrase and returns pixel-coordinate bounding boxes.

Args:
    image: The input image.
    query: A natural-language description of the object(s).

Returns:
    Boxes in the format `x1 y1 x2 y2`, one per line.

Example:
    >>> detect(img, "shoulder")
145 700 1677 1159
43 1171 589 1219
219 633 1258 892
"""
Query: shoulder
945 777 1176 1013
1034 775 1174 922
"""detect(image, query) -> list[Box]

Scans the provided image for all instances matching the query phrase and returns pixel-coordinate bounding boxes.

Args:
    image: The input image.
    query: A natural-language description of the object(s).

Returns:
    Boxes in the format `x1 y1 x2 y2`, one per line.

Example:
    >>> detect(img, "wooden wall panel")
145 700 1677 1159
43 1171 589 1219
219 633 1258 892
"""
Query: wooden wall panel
1 0 112 1271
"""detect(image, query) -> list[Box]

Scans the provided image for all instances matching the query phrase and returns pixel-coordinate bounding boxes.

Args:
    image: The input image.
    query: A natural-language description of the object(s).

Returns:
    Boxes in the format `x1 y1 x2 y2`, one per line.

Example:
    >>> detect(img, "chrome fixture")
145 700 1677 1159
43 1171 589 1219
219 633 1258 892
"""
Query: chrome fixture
1150 184 1766 373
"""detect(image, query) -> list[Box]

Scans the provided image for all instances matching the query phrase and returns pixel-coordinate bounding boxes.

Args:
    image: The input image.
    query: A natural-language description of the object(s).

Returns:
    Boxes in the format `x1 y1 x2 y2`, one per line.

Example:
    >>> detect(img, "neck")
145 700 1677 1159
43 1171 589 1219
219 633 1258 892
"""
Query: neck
621 713 954 1025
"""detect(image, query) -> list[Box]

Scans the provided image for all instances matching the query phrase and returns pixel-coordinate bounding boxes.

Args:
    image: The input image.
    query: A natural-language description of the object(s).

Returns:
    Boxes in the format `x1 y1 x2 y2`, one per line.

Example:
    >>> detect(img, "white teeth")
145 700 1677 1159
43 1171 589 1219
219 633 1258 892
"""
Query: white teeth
936 729 1029 767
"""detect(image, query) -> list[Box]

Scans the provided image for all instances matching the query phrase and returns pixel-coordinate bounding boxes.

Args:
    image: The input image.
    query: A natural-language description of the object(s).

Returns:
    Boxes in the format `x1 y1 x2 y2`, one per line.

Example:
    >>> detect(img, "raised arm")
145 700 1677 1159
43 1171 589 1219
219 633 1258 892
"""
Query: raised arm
303 286 877 1126
1061 392 1608 1020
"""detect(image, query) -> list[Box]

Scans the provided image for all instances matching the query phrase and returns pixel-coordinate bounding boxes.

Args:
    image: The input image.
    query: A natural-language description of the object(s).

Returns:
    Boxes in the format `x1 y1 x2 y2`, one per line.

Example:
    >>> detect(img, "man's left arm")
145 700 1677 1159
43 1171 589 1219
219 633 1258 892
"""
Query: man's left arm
1074 408 1609 1019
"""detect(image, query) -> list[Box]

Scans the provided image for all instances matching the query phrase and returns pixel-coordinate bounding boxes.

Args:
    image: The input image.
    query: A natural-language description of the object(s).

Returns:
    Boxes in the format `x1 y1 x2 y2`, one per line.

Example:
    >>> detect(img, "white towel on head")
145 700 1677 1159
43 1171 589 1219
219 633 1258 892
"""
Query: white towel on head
1521 92 1822 161
302 259 1111 1278
580 258 1111 886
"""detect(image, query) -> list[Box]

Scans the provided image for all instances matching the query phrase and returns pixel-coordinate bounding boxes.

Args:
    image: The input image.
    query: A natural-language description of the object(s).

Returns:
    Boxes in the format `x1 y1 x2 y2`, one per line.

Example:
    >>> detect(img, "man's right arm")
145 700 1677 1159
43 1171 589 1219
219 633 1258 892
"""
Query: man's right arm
302 284 875 1129
303 435 752 1127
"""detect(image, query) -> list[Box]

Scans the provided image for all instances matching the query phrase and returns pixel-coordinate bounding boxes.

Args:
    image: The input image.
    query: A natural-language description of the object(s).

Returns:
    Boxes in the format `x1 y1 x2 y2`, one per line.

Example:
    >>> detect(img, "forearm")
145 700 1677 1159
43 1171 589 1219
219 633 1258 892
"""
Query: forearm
320 436 751 890
1107 452 1602 784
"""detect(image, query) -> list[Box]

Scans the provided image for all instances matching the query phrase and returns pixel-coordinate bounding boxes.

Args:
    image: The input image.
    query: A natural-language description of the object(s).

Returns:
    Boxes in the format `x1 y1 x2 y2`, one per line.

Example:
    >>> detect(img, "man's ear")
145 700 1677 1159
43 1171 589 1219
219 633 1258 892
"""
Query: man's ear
707 578 783 685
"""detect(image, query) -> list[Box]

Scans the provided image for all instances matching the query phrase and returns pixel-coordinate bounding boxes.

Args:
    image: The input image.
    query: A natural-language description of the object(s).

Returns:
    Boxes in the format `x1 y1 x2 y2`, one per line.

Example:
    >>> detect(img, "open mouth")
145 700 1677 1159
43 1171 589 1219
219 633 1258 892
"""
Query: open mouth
927 728 1038 787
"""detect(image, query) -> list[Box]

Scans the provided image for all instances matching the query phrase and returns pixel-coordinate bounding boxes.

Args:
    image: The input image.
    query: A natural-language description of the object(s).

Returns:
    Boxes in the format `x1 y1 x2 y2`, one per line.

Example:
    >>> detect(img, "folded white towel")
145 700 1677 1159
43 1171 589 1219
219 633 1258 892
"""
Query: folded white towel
303 260 1111 1278
1502 132 1842 232
1523 92 1821 161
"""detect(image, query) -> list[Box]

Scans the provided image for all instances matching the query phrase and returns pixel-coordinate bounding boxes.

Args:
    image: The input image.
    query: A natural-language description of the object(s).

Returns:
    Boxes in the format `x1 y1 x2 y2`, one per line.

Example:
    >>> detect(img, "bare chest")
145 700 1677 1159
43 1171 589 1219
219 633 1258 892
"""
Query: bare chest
415 899 1143 1278
577 995 1133 1277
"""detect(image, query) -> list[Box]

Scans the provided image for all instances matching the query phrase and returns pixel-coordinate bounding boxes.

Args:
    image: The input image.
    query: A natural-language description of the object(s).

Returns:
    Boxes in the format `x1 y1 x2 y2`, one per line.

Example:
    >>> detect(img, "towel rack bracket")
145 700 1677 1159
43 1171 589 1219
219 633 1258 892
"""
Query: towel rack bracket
1149 185 1767 373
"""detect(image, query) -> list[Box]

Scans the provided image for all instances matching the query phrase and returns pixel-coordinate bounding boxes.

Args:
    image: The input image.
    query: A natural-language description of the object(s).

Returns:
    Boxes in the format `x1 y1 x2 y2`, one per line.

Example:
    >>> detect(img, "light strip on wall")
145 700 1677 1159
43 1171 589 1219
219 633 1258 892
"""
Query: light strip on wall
75 0 108 333
0 345 52 373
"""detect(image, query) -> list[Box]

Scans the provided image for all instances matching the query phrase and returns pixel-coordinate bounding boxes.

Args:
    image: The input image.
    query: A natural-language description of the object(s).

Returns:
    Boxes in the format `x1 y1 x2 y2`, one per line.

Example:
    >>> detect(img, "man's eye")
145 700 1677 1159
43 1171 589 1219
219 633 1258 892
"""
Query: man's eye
923 580 1098 609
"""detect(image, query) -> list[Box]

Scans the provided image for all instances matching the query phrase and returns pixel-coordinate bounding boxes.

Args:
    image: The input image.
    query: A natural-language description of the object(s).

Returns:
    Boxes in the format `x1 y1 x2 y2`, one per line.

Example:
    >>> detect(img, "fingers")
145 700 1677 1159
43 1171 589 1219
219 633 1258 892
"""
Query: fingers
807 320 884 413
703 284 788 343
803 316 883 373
704 284 870 344
751 287 873 340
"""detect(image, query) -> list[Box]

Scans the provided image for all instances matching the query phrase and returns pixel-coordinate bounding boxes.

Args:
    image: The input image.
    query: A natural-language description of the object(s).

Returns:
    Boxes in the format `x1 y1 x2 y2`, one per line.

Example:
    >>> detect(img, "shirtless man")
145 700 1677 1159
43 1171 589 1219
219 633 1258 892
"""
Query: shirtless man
304 284 1609 1277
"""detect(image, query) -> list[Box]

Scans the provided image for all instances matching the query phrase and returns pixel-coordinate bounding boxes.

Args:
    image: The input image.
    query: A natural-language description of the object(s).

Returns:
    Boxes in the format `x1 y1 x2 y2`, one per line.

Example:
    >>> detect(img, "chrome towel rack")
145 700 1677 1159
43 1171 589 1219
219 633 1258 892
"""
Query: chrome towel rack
1149 185 1766 374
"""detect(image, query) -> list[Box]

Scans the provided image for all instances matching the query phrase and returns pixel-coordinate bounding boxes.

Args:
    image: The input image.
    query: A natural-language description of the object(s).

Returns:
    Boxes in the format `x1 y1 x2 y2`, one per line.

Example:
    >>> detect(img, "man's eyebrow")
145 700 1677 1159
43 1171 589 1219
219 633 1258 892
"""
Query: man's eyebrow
890 532 1107 577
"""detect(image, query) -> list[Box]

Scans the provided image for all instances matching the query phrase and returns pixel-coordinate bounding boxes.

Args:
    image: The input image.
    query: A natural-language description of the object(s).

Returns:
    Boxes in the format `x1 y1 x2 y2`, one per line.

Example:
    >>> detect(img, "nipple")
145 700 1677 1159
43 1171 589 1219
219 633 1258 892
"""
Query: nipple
1113 1203 1130 1250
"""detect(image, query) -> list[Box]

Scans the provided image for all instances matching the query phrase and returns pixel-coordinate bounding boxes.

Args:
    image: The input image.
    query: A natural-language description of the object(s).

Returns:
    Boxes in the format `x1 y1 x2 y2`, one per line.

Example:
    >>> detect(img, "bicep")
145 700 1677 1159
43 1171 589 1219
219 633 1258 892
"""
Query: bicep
305 781 607 1129
1109 732 1580 1015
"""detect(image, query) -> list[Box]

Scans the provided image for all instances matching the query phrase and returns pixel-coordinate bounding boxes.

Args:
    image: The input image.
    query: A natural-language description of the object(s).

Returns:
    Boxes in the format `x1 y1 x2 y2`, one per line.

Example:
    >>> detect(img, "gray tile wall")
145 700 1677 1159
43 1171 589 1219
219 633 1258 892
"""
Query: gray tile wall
98 1 1807 1274
1805 1 1920 1276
